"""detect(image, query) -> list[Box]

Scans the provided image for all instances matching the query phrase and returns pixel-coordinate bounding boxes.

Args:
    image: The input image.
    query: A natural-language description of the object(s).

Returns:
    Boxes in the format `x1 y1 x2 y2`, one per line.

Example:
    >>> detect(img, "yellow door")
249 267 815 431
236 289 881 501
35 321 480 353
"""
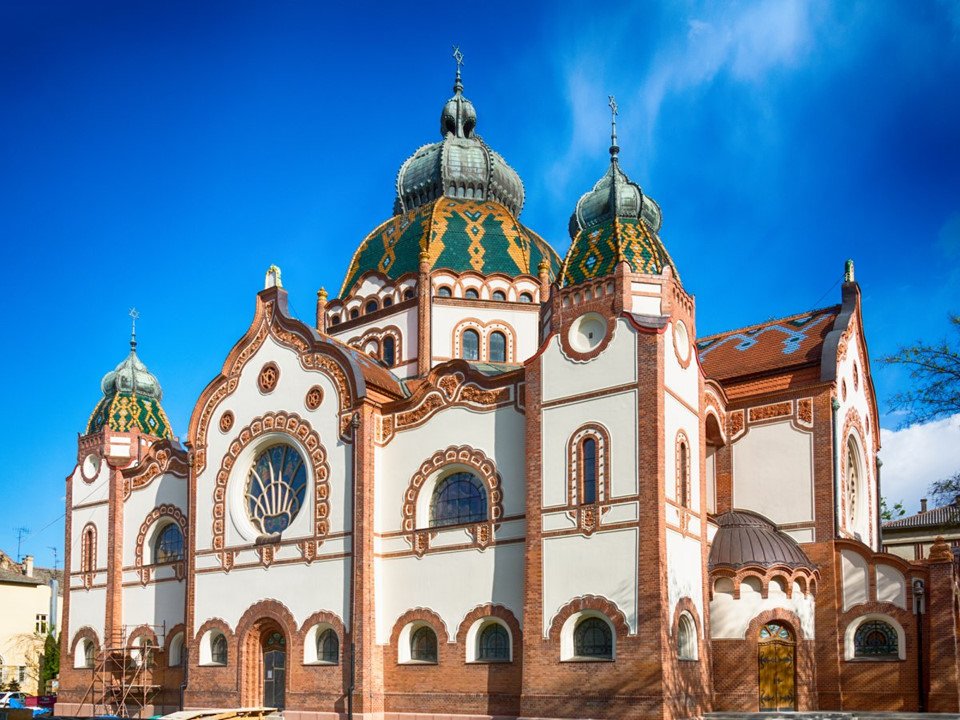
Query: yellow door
758 623 796 711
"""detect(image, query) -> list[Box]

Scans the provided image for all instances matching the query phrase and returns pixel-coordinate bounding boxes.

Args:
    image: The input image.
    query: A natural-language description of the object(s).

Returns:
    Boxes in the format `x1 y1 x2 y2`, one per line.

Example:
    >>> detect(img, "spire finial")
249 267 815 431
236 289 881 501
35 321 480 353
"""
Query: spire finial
452 45 464 93
844 259 855 283
128 307 140 352
608 95 620 163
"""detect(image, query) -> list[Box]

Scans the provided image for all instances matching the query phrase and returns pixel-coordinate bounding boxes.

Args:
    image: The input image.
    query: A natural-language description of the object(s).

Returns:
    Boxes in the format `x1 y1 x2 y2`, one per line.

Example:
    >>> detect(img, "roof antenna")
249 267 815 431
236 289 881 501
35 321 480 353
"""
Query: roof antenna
129 307 140 352
452 45 464 93
608 95 620 164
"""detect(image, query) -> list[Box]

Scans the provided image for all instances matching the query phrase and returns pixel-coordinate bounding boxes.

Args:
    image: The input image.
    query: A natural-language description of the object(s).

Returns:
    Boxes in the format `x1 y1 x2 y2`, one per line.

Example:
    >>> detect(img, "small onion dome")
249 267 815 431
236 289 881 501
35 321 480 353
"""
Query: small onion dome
85 335 173 439
393 68 525 218
339 197 560 298
709 510 816 571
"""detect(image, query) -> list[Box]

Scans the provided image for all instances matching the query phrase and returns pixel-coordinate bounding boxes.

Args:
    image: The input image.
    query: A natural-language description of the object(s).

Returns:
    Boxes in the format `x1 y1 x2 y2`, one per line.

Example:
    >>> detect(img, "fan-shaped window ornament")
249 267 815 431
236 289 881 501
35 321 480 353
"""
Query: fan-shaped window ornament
854 620 898 659
430 472 487 527
462 329 480 361
478 623 510 661
410 626 437 662
574 617 612 659
245 444 307 535
153 524 183 563
317 629 339 663
489 332 507 363
759 623 792 641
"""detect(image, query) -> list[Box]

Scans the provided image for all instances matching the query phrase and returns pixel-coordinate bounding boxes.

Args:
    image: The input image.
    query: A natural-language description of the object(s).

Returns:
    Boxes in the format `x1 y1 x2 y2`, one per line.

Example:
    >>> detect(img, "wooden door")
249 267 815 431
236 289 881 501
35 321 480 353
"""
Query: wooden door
758 623 795 711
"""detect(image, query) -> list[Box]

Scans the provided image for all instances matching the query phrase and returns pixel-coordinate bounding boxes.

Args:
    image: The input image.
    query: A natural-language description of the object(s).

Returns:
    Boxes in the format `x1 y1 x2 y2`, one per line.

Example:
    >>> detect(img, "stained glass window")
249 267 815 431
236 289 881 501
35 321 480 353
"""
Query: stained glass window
211 633 227 665
574 617 612 659
462 329 480 360
153 524 183 563
854 620 898 659
411 626 437 662
246 444 307 534
489 332 506 362
759 623 792 641
430 472 487 527
582 438 597 504
478 623 510 661
317 629 338 663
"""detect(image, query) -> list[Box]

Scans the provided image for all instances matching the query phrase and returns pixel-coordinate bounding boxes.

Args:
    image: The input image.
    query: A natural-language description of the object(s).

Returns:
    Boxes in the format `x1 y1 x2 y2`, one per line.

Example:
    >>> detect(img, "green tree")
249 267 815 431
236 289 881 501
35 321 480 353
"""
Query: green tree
38 632 59 695
881 314 960 425
929 471 960 508
880 496 906 521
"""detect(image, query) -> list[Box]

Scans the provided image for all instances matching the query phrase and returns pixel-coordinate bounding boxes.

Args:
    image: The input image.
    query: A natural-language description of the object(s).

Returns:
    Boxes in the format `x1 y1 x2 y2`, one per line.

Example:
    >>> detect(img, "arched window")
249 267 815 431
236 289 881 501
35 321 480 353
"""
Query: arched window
854 620 898 659
573 617 612 659
316 629 339 664
382 336 396 367
168 632 185 667
519 292 533 303
677 613 697 660
430 472 487 527
364 300 378 314
489 332 507 363
461 329 480 361
153 524 183 563
383 297 393 308
492 290 506 301
349 308 359 319
210 633 227 665
330 315 341 326
678 438 690 507
410 626 437 663
846 436 861 528
437 286 452 298
84 641 96 668
478 623 510 662
81 525 96 574
465 288 480 299
403 288 415 300
245 444 307 534
581 437 597 504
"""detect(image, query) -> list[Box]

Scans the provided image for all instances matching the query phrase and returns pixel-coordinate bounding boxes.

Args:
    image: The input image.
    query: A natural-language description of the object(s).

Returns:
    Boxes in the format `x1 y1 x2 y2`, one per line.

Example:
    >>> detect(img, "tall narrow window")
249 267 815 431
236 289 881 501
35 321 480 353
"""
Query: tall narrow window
462 329 480 360
582 437 597 504
489 332 506 362
211 633 227 665
678 438 690 507
84 641 96 668
382 336 396 367
677 613 697 660
317 629 339 663
81 526 96 574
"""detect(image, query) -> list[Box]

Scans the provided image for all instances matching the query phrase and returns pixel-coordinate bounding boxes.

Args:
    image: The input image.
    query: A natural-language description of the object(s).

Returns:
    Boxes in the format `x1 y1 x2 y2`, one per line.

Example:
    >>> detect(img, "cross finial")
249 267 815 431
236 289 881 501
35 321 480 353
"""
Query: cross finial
608 95 620 163
452 45 464 92
129 307 140 351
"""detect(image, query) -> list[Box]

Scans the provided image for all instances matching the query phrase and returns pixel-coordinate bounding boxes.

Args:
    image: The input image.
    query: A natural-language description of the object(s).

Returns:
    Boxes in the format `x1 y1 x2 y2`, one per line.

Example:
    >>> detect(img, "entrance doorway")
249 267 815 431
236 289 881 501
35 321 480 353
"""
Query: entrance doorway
758 622 796 711
262 631 286 710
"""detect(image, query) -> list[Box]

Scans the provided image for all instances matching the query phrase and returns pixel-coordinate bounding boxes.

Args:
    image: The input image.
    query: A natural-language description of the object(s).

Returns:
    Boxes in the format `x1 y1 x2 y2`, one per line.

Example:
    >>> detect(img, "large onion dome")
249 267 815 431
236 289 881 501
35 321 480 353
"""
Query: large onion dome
709 510 816 570
85 330 173 439
560 106 677 287
339 64 560 298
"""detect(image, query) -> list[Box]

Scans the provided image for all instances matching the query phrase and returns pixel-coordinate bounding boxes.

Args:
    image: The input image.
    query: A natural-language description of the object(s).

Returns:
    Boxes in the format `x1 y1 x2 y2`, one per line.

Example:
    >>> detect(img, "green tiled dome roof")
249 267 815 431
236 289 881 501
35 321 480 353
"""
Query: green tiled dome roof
85 339 173 439
340 198 560 297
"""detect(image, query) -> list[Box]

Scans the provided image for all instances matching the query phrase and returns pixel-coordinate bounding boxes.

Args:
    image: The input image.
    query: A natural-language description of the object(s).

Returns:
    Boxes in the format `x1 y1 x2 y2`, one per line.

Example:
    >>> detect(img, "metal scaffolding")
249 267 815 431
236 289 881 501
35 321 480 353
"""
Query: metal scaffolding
88 623 166 718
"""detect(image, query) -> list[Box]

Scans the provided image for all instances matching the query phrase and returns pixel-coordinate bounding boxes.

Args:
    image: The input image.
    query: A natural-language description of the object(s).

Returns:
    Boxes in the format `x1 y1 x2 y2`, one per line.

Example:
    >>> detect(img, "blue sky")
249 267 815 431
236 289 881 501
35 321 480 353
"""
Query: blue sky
1 0 958 567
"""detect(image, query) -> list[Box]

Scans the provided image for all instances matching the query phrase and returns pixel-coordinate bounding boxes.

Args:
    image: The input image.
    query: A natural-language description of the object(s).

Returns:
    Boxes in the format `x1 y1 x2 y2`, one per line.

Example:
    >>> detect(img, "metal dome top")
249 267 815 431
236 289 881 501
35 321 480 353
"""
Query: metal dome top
394 49 525 217
709 510 816 570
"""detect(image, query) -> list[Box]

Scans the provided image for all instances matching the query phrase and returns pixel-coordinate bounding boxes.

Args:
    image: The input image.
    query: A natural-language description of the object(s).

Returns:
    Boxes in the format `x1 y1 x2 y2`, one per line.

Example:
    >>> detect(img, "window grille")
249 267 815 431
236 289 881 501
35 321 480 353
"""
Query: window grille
854 620 898 659
410 626 437 662
462 329 480 360
154 524 184 563
317 629 338 663
478 623 510 661
245 444 307 534
574 617 612 659
430 472 487 527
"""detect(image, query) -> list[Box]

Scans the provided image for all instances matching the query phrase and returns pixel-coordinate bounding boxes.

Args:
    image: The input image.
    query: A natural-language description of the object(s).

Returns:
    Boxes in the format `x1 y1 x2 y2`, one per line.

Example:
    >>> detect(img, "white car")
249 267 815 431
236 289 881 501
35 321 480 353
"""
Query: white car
0 692 27 708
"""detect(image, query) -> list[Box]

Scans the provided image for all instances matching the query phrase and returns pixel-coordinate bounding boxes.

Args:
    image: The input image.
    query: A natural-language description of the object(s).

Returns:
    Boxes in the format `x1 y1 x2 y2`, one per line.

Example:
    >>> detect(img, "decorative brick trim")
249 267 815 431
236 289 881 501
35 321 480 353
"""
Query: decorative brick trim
70 626 100 659
193 617 234 644
401 445 503 556
390 607 450 647
219 411 234 433
565 423 611 535
556 308 619 363
126 624 159 649
748 401 792 423
257 362 280 394
673 319 693 368
164 623 186 655
235 598 299 642
746 609 806 642
547 595 630 641
305 385 324 411
121 439 188 499
79 523 96 588
299 610 346 638
840 408 870 539
451 317 517 363
348 324 403 367
134 503 187 585
728 409 745 439
455 603 523 646
212 411 330 569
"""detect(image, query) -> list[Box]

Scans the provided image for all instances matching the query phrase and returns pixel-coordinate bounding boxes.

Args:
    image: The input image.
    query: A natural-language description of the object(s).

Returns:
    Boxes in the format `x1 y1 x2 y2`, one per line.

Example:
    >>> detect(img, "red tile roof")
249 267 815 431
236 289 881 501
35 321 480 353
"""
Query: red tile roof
697 305 841 382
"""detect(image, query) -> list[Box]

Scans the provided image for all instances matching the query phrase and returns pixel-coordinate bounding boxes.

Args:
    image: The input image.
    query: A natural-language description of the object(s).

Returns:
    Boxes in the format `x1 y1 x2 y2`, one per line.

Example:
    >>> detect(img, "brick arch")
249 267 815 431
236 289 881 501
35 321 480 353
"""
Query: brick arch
70 626 100 658
126 624 159 650
235 598 299 643
164 623 187 666
670 597 703 639
746 608 806 643
298 610 347 639
134 503 187 585
547 594 630 641
212 410 330 570
390 607 450 646
455 603 523 647
236 599 299 707
193 617 234 644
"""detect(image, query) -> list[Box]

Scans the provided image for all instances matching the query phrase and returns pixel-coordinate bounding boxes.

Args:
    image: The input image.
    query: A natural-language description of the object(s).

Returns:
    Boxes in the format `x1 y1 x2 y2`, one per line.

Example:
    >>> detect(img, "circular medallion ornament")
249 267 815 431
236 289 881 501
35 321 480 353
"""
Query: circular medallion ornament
258 363 280 394
673 320 691 365
219 411 235 434
568 312 608 353
81 453 101 482
305 385 324 410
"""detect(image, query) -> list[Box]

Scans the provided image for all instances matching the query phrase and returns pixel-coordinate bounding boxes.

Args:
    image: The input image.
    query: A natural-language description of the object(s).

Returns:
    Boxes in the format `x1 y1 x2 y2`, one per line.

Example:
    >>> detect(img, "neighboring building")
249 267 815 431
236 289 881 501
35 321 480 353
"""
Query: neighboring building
883 496 960 561
56 63 960 720
0 550 62 695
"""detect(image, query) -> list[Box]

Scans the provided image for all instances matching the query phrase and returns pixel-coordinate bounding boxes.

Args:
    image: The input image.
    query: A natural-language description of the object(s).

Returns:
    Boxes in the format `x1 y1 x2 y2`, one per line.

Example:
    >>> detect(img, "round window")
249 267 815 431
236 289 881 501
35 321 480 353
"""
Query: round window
81 453 101 481
245 444 307 534
568 313 608 353
674 320 690 363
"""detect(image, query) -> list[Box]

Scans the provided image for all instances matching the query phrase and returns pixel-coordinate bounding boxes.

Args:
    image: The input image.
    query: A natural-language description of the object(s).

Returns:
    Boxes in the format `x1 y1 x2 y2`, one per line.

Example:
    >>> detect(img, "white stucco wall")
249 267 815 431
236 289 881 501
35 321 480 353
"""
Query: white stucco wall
841 548 869 611
541 319 638 403
710 580 816 639
666 530 705 635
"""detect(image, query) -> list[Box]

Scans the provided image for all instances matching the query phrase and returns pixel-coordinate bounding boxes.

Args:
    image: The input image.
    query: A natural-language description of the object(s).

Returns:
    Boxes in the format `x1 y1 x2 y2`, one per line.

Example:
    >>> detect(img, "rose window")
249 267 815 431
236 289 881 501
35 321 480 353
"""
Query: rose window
245 444 307 534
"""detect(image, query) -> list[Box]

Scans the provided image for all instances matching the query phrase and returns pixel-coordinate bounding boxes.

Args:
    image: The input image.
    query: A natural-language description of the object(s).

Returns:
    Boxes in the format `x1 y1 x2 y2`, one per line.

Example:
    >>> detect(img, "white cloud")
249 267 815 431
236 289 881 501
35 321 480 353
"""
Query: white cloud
879 413 960 514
